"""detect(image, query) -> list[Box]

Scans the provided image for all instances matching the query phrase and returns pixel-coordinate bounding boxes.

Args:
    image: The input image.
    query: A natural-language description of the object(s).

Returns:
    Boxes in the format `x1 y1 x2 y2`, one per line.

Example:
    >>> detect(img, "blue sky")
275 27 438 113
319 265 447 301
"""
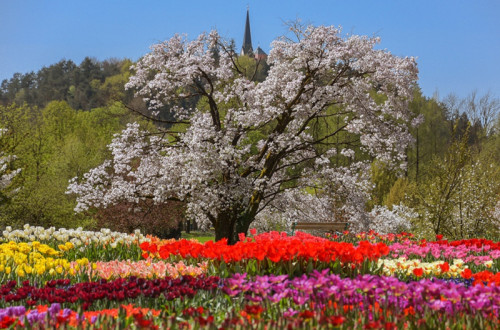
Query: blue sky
1 0 499 99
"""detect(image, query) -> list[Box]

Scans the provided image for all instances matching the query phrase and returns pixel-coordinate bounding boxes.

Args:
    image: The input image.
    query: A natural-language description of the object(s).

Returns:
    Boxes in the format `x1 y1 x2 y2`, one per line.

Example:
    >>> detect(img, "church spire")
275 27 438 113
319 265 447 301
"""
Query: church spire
240 7 253 56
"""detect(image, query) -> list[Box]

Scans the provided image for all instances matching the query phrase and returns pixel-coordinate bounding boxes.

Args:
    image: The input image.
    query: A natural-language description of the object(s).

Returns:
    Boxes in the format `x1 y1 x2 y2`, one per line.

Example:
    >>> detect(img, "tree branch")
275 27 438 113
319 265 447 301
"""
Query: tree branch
122 103 190 125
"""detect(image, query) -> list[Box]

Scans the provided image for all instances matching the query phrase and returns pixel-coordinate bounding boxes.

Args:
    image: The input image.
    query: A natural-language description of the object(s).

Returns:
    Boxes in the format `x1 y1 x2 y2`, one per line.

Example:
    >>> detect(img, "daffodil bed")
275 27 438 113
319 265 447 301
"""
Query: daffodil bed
0 225 498 329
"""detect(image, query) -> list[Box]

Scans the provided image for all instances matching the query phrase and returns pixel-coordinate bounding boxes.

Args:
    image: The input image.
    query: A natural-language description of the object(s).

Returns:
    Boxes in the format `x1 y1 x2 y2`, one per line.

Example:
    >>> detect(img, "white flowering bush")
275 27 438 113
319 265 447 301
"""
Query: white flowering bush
0 128 20 202
68 25 418 242
0 155 19 190
412 151 500 239
447 160 500 237
493 200 500 227
253 162 373 232
369 204 416 235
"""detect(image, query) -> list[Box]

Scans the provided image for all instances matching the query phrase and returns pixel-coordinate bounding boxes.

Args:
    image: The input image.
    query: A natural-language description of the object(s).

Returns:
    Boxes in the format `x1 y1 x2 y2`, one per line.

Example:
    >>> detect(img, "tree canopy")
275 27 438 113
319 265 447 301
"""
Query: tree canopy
69 25 419 243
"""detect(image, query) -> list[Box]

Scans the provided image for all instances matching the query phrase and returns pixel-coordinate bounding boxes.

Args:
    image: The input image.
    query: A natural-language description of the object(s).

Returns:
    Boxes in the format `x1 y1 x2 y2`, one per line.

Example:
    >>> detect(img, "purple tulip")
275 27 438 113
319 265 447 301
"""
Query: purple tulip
223 270 500 318
48 303 61 317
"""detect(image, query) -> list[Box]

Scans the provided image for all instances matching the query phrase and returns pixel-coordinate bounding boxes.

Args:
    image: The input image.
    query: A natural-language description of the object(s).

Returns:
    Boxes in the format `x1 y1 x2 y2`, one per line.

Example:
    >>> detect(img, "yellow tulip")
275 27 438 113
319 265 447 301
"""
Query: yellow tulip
78 258 89 266
35 266 45 275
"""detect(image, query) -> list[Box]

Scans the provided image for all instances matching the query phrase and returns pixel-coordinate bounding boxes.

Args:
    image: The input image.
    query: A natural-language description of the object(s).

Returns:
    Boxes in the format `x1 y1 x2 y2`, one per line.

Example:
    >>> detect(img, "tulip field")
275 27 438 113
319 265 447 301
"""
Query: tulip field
0 226 498 329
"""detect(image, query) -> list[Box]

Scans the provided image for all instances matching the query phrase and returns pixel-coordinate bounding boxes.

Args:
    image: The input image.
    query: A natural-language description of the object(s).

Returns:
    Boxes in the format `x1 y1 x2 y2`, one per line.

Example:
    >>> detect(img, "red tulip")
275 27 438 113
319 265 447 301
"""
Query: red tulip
413 268 424 277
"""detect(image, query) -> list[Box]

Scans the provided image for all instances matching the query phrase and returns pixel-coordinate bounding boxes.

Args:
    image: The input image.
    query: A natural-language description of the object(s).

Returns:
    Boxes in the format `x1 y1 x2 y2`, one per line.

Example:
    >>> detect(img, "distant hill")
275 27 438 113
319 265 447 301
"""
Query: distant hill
0 57 135 110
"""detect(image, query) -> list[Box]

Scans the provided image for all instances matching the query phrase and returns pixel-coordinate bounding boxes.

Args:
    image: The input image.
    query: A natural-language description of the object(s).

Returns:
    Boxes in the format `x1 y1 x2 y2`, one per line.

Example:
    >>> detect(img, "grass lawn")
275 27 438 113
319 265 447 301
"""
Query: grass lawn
181 231 215 243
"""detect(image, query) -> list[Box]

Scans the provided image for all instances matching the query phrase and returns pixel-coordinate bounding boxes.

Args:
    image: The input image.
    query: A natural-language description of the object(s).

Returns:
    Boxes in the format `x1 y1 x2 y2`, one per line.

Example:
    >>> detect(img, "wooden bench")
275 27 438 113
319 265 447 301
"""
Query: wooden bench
291 222 349 235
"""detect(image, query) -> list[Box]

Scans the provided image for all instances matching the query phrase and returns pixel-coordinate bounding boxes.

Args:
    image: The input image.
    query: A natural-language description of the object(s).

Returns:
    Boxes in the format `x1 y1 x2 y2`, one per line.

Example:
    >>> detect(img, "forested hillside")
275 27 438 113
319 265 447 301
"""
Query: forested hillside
0 58 134 110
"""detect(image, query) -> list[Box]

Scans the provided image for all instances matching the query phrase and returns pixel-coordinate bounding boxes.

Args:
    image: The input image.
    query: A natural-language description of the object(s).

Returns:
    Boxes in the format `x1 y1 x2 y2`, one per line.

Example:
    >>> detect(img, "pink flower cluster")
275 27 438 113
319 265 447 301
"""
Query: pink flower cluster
389 241 500 265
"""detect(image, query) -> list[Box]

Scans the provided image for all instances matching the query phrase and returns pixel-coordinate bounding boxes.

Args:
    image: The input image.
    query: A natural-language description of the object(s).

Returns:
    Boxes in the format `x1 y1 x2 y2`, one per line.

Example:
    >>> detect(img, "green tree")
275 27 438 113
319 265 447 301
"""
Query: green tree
98 59 134 104
369 160 398 208
407 88 451 182
0 101 148 229
408 126 500 239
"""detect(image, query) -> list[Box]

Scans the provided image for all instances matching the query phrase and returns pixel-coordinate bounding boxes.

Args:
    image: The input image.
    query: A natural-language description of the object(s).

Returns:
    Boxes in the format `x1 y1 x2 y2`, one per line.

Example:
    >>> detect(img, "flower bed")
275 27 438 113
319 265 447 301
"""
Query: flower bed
140 231 390 277
0 226 498 328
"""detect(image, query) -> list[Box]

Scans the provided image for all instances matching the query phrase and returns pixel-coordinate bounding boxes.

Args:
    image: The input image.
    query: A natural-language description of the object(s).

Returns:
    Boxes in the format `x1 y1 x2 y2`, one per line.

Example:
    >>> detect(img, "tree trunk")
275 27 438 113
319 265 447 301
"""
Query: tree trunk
214 210 238 244
233 214 252 243
214 219 235 244
214 210 253 245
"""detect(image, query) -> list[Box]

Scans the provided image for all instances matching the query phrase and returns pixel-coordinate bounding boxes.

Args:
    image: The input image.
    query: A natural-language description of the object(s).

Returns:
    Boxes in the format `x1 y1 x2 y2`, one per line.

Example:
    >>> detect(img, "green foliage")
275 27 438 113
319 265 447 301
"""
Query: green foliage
368 161 398 209
407 88 452 182
0 101 148 229
391 88 500 239
234 55 269 82
482 115 500 164
98 60 133 102
384 177 411 209
406 126 500 239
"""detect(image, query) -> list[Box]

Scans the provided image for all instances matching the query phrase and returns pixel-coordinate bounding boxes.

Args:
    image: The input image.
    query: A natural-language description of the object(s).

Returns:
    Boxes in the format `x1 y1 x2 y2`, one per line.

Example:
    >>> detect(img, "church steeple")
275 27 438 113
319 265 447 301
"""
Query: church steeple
240 8 253 56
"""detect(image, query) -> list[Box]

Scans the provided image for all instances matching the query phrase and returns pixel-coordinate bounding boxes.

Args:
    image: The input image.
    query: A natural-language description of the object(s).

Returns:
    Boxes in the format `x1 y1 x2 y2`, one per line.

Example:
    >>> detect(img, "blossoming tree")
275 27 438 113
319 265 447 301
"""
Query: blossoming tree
68 25 418 243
